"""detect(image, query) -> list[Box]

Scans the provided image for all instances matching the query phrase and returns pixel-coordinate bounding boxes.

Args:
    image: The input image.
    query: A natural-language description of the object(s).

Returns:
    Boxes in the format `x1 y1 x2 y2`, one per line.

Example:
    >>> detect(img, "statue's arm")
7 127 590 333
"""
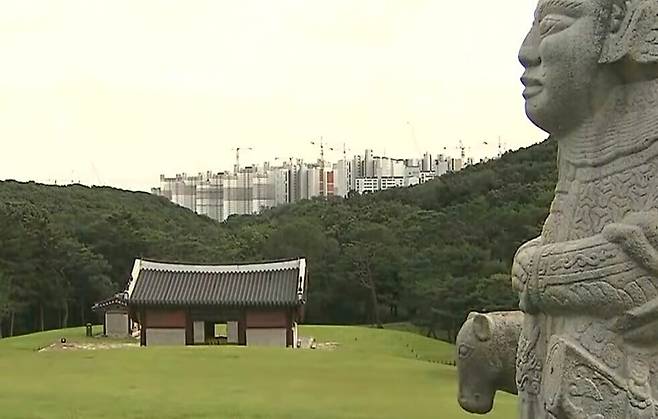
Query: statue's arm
512 211 658 315
511 236 543 310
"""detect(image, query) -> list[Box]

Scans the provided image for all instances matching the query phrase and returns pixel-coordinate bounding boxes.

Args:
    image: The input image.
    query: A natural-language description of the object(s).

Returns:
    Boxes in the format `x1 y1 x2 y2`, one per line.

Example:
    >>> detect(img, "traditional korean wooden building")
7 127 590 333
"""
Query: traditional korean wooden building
125 258 307 347
91 293 132 337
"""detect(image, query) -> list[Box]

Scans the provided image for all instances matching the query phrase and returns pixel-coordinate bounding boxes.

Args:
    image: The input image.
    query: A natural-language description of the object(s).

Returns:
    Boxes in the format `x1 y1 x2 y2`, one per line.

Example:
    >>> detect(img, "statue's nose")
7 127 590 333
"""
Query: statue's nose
519 27 541 68
519 46 540 68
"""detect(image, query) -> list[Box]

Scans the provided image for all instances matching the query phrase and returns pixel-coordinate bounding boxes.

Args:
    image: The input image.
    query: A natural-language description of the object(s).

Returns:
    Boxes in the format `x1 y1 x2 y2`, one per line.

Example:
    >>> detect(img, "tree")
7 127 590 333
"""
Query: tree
0 270 10 338
342 222 403 328
50 237 114 327
82 211 147 288
261 218 342 322
473 273 518 312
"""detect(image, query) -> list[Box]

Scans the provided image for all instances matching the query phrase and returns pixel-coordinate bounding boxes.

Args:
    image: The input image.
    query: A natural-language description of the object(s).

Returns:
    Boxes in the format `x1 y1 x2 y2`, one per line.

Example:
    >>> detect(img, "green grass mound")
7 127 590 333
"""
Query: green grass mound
302 325 455 365
0 325 516 419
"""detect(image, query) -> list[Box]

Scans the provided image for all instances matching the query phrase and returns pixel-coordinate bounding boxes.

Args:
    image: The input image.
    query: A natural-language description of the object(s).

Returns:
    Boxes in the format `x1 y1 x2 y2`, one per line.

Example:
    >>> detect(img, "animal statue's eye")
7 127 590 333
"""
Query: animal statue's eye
458 344 472 359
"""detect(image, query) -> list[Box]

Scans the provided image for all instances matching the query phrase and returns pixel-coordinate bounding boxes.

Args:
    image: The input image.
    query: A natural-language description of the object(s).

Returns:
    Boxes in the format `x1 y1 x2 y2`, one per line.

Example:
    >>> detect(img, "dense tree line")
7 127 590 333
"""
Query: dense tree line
0 138 556 340
0 183 242 337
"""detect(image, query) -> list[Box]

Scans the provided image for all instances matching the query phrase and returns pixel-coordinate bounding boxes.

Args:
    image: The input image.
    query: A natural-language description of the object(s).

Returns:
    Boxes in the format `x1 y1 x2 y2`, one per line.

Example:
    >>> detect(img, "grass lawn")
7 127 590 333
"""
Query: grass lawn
0 325 516 419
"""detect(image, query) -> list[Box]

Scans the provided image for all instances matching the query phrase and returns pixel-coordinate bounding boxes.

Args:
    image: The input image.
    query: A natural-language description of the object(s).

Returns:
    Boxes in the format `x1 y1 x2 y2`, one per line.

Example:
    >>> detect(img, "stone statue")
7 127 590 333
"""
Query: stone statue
456 0 658 417
456 311 522 414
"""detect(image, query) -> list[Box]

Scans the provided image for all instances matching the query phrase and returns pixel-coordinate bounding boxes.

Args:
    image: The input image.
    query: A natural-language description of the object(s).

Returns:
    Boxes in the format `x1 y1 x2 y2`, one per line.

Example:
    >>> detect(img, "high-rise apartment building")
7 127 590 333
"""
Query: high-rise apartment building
154 145 474 220
333 160 350 198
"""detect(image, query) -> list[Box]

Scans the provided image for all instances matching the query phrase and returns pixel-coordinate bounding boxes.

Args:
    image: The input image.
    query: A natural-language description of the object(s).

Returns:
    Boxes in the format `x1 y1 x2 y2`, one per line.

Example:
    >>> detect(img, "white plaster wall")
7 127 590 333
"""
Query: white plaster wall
293 322 298 348
246 328 286 347
106 312 128 336
227 321 239 344
146 328 186 346
193 321 204 344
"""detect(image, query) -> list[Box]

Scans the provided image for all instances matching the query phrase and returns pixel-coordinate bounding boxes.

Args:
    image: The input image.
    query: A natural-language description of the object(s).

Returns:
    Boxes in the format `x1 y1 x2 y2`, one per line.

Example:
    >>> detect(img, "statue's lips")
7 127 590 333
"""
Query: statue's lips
523 85 543 99
521 76 543 99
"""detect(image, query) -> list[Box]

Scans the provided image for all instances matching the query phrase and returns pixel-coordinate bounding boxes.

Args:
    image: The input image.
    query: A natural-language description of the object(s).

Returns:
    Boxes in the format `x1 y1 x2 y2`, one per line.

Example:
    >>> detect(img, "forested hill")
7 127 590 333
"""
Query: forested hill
0 183 244 336
378 137 556 211
0 138 556 340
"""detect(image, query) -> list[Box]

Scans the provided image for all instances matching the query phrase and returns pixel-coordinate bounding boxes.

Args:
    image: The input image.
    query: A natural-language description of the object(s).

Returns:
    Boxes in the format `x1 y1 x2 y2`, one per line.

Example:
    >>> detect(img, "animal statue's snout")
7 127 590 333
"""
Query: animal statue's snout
458 391 493 415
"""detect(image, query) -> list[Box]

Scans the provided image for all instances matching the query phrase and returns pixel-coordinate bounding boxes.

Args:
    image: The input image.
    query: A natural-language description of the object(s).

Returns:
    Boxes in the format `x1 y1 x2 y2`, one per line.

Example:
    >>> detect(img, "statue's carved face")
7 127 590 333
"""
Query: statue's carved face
519 0 611 134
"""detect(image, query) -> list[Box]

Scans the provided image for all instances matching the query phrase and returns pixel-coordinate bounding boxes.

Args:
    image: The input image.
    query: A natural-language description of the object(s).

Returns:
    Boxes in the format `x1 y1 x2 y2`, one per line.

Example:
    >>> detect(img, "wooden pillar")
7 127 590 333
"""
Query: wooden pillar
103 312 107 336
140 310 147 347
185 310 193 345
238 311 247 346
286 309 293 348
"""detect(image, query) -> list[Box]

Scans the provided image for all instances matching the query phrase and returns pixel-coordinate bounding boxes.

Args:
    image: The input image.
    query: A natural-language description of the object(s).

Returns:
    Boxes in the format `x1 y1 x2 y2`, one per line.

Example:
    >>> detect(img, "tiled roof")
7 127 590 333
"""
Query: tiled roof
92 293 128 311
127 259 306 307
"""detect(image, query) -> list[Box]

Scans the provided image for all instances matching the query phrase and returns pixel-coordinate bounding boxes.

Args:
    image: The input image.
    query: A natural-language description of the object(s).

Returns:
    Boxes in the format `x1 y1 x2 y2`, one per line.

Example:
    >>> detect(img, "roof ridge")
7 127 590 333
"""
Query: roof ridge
138 257 302 267
146 267 297 273
137 258 304 275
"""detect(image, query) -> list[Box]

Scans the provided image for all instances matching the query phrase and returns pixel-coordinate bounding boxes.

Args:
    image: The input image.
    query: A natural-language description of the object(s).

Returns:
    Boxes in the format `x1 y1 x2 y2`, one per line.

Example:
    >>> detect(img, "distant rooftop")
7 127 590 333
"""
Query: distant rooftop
127 258 307 307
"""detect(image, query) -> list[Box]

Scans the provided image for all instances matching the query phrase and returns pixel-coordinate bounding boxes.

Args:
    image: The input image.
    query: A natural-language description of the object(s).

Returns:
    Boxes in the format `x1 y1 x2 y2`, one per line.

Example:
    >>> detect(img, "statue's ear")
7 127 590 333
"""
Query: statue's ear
472 313 493 342
601 1 658 64
467 312 477 321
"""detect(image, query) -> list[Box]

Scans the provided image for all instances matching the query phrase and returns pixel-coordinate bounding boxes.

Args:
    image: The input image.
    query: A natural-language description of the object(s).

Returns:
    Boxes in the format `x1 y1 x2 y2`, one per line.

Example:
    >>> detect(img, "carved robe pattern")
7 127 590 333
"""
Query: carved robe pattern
515 138 658 419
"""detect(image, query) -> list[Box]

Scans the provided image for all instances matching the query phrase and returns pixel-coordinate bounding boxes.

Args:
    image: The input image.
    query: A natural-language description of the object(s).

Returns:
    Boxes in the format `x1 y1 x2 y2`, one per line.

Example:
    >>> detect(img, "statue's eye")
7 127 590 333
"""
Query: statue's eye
539 15 575 38
458 345 472 359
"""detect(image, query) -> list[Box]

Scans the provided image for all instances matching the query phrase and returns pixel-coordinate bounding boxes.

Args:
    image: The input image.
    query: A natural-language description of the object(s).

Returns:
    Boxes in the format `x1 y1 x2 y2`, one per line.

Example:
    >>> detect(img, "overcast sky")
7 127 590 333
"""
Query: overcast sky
0 0 545 192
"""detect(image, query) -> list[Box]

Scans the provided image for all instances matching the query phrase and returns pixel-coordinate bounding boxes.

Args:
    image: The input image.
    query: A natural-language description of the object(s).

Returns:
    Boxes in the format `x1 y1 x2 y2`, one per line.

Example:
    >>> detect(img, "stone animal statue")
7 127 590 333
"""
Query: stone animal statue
455 0 658 418
456 311 522 414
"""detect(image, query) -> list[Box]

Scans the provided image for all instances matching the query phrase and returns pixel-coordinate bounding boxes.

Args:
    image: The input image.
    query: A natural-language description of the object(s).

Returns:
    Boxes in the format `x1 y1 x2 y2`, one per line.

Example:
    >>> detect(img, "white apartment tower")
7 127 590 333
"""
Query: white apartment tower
364 149 374 177
154 144 473 220
333 159 351 198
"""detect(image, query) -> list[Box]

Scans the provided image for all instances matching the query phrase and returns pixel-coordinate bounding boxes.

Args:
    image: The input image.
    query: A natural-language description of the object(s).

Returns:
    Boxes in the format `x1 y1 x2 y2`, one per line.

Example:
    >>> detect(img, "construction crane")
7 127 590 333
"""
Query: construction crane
497 136 509 158
458 140 466 161
310 137 334 166
232 146 254 172
342 142 353 162
90 162 104 186
442 141 470 168
480 139 495 161
482 137 507 159
405 121 422 155
310 137 334 198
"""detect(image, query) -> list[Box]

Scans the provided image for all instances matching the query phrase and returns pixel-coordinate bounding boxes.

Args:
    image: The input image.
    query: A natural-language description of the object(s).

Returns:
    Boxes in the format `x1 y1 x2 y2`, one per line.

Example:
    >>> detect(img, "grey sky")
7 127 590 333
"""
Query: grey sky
0 0 544 192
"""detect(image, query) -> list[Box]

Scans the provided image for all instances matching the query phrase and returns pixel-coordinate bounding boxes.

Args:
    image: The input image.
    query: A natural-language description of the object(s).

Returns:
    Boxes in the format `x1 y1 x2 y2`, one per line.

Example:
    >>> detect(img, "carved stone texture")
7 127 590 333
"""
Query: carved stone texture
455 0 658 417
456 311 523 414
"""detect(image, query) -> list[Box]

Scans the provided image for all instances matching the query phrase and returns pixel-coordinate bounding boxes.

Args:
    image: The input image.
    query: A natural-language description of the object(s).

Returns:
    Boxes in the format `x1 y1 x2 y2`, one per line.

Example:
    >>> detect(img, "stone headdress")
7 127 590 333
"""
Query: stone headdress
600 0 658 64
